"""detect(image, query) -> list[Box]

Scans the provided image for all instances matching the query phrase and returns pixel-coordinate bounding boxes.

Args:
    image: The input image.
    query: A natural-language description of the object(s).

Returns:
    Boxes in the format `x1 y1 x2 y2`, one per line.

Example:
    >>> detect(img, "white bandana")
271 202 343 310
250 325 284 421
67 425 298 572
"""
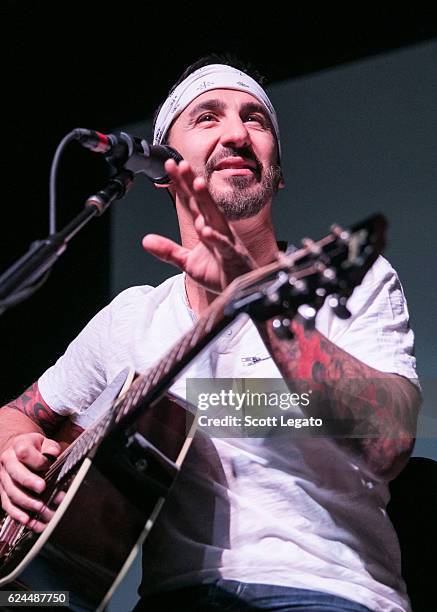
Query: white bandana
153 64 281 157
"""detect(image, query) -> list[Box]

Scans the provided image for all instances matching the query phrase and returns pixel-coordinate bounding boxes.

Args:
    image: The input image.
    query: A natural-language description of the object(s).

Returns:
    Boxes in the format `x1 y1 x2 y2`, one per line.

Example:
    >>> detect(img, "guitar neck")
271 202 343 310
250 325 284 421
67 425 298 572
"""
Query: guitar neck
48 211 387 482
50 249 315 479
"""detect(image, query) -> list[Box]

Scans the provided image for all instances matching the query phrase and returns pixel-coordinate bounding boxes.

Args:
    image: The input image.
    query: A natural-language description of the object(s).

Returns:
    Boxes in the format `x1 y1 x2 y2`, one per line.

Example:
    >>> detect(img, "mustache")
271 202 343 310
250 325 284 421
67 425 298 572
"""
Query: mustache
205 147 261 178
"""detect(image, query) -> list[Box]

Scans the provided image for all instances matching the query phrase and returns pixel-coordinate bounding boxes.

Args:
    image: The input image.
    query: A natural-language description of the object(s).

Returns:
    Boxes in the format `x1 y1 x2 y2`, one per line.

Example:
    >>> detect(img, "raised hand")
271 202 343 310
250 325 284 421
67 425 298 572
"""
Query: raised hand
142 159 257 294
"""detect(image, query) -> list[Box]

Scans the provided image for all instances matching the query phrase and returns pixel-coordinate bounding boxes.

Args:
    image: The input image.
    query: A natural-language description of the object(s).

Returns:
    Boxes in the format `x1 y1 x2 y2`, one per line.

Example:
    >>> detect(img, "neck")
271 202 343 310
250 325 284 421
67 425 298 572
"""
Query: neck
178 202 279 317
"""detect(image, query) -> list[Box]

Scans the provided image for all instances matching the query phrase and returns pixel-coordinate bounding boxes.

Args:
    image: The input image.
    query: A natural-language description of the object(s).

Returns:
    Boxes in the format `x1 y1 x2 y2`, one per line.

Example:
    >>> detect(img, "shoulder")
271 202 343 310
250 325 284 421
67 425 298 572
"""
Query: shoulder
359 254 400 289
105 274 184 319
37 274 185 416
347 255 409 319
318 255 418 379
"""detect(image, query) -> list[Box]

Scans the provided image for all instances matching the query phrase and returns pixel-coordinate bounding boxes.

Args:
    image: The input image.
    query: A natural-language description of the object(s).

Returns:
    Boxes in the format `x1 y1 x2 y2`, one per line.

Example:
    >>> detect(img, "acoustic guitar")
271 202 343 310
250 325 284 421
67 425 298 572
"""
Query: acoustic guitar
0 215 386 611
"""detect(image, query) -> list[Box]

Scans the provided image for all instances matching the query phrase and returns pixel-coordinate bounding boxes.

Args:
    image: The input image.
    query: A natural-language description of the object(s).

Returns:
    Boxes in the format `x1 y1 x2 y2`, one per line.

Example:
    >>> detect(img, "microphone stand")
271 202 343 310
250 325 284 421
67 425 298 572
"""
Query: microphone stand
0 169 133 315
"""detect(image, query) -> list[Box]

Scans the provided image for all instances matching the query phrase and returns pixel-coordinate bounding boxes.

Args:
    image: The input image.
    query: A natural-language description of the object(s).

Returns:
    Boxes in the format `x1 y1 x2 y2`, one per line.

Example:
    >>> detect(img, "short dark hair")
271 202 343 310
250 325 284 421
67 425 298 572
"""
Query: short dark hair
153 53 269 144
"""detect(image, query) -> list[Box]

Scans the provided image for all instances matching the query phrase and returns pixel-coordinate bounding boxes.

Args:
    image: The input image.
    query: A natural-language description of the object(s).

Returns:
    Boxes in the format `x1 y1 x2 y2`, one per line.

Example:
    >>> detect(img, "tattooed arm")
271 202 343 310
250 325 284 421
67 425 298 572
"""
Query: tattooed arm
258 319 421 482
0 382 66 449
0 383 67 531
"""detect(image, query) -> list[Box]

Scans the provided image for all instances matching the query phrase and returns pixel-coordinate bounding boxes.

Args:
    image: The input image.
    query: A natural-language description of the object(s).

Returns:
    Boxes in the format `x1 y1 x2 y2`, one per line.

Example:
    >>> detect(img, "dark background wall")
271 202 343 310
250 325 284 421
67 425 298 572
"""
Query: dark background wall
1 2 435 456
0 3 436 610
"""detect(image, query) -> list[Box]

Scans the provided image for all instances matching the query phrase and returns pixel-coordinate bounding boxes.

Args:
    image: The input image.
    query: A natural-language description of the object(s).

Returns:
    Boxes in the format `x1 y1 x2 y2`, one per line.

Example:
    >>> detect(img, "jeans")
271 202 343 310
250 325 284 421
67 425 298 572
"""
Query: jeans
134 579 374 611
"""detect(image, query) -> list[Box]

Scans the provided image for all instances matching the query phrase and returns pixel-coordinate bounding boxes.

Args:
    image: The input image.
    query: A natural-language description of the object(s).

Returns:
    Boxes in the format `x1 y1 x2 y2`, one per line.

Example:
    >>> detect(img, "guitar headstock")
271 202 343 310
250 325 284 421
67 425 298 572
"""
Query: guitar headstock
225 214 387 323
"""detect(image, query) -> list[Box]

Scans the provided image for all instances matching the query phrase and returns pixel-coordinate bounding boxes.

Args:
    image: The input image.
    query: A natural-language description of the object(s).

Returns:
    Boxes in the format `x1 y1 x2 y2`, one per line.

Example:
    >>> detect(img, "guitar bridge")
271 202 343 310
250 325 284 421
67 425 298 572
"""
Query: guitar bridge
93 429 180 513
126 432 179 482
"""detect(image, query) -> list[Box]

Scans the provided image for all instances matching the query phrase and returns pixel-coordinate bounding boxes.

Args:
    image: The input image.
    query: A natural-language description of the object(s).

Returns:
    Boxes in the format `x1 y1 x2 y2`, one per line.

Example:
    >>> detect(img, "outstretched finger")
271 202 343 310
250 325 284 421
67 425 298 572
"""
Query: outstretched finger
142 234 189 270
165 160 200 216
193 214 215 255
192 177 234 238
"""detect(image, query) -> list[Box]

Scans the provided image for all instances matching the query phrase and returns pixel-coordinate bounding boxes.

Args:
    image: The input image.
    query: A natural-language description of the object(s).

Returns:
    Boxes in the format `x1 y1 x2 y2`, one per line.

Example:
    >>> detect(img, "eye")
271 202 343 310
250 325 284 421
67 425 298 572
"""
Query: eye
196 113 217 123
245 114 268 127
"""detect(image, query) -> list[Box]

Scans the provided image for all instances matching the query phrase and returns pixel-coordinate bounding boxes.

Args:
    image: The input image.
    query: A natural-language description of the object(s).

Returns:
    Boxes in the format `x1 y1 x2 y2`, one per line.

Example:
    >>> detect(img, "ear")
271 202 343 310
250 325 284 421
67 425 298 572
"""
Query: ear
278 170 285 190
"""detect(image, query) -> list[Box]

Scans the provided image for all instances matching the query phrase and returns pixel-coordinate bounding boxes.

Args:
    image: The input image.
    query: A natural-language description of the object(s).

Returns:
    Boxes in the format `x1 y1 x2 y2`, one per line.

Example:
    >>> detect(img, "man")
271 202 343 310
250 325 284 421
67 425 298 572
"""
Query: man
0 55 420 611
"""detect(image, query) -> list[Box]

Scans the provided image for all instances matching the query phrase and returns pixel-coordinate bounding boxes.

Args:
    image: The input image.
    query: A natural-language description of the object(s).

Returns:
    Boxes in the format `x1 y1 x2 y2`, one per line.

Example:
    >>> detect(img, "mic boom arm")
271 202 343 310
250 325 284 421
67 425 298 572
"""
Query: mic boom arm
0 127 181 313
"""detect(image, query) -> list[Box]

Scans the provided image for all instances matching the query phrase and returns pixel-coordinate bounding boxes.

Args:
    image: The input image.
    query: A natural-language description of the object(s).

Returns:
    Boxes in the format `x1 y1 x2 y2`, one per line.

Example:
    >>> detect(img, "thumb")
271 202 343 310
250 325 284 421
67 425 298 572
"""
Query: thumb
41 437 62 458
142 234 188 270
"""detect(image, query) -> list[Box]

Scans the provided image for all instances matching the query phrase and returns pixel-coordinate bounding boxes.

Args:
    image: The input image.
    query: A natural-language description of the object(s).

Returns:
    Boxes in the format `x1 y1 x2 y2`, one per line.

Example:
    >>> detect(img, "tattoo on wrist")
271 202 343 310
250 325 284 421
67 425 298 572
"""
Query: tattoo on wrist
8 383 64 432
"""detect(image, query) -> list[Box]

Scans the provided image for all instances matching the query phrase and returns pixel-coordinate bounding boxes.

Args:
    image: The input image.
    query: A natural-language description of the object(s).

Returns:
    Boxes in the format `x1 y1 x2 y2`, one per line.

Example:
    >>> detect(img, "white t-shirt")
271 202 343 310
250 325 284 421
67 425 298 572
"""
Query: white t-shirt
39 256 418 612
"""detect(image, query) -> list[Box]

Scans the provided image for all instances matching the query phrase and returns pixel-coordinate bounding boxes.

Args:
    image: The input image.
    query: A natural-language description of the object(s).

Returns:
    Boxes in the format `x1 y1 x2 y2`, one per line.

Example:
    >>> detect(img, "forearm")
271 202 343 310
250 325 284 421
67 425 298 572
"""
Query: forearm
257 318 421 480
0 382 65 453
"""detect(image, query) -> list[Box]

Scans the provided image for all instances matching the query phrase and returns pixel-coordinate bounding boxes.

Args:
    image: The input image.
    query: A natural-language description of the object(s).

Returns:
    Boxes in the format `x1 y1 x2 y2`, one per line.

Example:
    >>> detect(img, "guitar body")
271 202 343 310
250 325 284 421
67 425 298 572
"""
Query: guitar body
1 459 150 611
0 374 196 611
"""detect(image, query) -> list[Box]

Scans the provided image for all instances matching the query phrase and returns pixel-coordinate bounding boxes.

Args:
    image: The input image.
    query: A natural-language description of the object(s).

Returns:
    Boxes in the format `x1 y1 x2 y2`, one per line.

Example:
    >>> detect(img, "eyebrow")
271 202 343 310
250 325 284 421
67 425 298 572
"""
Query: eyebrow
240 101 269 118
188 98 227 119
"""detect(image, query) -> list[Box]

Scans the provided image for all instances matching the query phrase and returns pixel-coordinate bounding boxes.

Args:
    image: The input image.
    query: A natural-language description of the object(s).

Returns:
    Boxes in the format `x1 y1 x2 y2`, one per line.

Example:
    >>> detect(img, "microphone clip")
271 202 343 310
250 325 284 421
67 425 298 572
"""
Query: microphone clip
74 128 182 184
103 132 141 172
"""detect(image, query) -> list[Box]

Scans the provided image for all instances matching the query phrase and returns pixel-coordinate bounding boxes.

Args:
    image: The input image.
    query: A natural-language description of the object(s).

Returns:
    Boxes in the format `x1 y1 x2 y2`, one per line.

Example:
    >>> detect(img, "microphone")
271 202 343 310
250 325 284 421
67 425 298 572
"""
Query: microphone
73 128 182 184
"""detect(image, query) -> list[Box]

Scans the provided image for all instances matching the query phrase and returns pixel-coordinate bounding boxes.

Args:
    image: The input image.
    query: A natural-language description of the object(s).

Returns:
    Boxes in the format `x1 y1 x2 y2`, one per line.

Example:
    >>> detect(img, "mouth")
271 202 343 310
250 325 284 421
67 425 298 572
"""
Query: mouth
214 168 255 176
213 157 258 176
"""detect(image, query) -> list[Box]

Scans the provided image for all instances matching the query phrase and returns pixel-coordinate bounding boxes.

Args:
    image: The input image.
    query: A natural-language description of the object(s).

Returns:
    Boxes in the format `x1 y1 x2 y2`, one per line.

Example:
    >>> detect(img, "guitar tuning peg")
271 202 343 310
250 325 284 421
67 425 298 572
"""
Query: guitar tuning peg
328 294 352 319
322 268 336 283
289 277 307 294
301 237 321 255
330 224 350 242
272 317 294 340
297 305 317 330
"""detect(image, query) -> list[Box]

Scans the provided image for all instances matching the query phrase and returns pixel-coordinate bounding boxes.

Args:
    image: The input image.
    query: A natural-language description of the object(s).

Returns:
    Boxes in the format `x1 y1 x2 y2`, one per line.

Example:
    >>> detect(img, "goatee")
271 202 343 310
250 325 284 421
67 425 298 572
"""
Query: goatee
208 164 282 220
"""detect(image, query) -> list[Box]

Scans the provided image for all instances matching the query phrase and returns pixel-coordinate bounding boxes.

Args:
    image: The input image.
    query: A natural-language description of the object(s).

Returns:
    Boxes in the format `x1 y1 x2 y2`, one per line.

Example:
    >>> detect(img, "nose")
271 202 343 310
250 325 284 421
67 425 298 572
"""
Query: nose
219 115 250 149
